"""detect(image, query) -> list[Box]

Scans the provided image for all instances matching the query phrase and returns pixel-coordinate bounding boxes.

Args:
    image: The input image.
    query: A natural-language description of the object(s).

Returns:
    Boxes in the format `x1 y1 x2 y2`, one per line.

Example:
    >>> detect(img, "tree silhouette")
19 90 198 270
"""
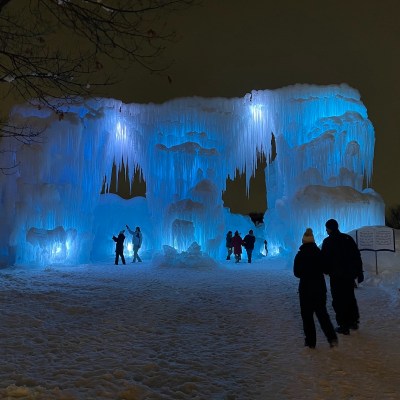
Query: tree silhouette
0 0 196 146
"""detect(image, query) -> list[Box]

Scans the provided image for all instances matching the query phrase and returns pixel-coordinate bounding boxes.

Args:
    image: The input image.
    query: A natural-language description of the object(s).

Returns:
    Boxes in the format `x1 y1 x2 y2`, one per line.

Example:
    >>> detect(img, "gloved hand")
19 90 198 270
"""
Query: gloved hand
357 271 364 284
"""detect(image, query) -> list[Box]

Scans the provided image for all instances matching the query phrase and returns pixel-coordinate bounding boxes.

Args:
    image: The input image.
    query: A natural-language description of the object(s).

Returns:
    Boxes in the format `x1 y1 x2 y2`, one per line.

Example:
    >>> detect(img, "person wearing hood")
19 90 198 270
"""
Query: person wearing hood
321 219 364 335
294 228 338 349
231 231 243 263
126 225 143 263
112 230 126 265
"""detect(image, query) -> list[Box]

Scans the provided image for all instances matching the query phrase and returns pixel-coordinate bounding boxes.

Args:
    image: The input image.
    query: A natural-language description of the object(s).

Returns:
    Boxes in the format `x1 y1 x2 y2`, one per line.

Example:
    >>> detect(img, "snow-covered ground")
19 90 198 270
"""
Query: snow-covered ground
1 238 400 400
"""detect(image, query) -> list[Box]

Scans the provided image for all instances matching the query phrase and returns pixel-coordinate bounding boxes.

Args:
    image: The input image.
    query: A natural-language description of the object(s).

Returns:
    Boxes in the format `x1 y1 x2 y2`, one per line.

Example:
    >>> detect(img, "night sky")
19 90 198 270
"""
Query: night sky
102 0 400 210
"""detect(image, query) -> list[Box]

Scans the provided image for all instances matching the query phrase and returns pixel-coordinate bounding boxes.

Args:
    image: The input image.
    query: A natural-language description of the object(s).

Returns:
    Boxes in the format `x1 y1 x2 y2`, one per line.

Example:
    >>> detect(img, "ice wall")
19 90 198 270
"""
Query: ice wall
0 84 385 266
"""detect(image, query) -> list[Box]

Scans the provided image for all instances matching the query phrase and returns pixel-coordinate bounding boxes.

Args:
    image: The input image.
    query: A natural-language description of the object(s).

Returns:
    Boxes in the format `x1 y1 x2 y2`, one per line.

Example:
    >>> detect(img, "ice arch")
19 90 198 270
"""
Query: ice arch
0 84 384 265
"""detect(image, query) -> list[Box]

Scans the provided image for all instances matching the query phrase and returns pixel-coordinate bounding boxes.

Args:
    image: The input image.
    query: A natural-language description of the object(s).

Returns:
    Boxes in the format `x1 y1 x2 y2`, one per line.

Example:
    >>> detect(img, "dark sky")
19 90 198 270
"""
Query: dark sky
96 0 400 208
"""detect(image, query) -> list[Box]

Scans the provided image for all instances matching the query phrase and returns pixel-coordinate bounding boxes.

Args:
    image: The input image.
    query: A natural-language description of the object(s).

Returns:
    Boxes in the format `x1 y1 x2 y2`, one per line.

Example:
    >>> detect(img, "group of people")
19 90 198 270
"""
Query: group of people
226 229 256 263
114 218 363 350
293 218 364 349
112 225 143 265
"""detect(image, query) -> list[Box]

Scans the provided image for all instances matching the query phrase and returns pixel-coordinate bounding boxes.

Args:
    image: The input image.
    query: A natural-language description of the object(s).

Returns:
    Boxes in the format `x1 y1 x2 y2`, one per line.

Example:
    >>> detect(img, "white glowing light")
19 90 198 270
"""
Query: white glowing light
268 245 281 257
250 104 263 122
115 121 127 142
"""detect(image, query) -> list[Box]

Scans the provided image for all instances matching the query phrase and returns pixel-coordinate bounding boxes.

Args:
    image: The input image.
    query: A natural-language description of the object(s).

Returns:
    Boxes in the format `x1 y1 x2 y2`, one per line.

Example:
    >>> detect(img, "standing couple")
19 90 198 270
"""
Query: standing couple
113 225 143 265
294 219 364 349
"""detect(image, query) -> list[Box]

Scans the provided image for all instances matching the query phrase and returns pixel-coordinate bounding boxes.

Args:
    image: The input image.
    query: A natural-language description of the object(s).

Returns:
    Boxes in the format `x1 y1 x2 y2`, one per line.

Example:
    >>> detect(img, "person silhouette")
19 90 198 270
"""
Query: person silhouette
226 231 233 260
321 219 364 335
243 229 256 263
112 230 126 265
126 225 143 263
231 230 243 263
264 239 268 256
294 227 338 348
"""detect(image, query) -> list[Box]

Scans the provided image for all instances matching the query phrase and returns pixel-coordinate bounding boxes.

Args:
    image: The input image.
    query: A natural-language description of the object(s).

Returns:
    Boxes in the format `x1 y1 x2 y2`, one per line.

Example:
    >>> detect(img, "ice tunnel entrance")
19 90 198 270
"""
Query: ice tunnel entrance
0 84 385 266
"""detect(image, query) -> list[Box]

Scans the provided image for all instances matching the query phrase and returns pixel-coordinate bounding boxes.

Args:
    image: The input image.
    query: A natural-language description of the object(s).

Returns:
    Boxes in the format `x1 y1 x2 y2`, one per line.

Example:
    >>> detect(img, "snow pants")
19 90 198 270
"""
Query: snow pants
299 290 337 347
330 277 360 329
133 245 142 262
245 248 253 263
115 250 126 265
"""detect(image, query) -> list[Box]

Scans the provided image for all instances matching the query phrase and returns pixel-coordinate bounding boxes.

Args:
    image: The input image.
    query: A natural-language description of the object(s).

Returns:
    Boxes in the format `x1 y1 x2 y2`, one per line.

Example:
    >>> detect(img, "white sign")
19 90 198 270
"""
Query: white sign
356 227 395 252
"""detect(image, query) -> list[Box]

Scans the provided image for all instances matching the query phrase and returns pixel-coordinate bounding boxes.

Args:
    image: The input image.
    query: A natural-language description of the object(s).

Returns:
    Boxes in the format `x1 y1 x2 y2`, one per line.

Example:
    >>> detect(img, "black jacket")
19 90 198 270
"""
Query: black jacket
321 230 363 280
243 234 256 250
226 233 233 248
293 242 327 294
113 233 125 252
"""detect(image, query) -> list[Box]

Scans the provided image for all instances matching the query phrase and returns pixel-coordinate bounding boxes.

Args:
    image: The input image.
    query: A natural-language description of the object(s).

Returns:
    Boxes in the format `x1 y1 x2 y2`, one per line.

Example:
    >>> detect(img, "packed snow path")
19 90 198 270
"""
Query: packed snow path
0 259 399 399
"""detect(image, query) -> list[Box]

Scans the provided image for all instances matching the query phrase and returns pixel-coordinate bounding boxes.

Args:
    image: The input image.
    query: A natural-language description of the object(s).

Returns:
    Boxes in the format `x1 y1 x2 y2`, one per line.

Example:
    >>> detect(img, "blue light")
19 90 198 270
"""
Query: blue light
0 85 384 266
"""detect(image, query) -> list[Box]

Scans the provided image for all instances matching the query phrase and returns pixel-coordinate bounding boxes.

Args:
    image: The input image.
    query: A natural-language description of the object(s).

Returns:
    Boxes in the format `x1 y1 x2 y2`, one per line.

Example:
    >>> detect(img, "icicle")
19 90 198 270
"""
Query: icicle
0 84 384 265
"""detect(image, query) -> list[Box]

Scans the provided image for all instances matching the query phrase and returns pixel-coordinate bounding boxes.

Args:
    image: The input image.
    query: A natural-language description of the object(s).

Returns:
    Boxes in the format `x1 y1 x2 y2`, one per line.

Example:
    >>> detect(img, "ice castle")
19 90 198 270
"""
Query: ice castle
0 84 385 266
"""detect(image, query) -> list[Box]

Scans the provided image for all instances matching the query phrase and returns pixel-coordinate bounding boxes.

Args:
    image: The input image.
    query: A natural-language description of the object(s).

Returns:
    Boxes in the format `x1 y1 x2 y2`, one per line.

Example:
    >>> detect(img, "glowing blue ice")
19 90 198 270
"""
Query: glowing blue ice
0 84 384 266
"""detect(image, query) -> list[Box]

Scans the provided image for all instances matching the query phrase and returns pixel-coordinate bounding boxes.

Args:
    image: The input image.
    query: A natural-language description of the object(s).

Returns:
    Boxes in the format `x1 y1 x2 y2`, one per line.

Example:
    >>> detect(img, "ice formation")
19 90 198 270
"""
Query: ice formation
0 84 385 266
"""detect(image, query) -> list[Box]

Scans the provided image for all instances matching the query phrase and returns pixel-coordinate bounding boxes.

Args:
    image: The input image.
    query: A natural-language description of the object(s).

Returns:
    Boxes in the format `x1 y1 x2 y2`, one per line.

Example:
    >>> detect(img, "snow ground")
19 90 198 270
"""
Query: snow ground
1 252 400 400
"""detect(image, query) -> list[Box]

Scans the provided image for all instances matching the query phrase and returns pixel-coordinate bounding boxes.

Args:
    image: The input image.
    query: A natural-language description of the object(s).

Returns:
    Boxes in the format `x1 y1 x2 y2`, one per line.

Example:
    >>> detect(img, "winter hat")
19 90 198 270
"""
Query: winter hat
302 228 315 244
120 230 125 234
325 219 339 232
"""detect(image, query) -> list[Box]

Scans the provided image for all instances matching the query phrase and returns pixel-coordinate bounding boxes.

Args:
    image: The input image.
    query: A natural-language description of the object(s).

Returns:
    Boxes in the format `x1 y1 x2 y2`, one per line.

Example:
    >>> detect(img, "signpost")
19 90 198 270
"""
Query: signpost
356 227 395 274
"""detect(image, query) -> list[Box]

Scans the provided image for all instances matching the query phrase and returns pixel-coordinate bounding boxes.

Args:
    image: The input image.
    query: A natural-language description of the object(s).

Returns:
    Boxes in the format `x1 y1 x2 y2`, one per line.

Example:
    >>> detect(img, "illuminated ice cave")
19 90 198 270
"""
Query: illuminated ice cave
0 84 385 266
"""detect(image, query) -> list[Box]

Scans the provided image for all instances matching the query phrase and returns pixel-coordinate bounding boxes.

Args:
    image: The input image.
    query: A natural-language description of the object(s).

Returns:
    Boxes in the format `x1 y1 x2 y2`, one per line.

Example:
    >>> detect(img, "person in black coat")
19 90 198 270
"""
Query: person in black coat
112 230 126 265
226 231 233 260
294 228 338 349
243 229 256 263
321 219 364 335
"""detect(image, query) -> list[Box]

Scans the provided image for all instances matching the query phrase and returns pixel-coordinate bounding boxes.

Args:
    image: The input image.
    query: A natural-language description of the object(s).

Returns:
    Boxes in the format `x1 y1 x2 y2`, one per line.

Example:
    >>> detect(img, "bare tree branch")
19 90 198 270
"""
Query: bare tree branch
0 0 198 144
